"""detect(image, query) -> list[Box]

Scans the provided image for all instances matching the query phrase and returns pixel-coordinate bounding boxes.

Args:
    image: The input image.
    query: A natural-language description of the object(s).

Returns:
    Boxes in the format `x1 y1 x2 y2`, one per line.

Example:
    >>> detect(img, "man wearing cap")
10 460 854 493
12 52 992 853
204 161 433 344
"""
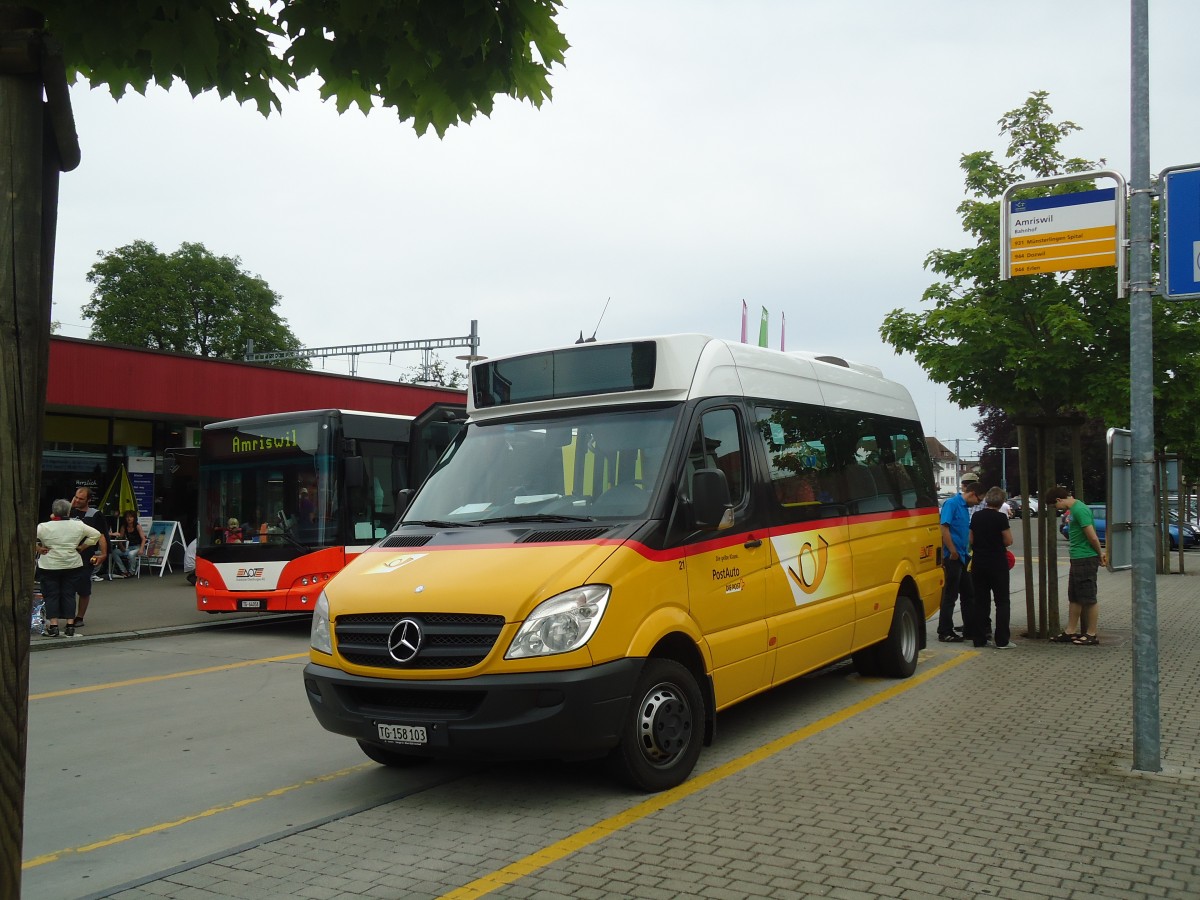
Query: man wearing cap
937 479 983 642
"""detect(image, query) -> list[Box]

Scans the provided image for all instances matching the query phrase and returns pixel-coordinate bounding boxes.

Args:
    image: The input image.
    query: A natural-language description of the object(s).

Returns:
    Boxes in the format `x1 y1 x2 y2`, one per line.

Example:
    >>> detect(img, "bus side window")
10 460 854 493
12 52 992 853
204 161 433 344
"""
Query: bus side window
685 407 746 507
754 403 833 524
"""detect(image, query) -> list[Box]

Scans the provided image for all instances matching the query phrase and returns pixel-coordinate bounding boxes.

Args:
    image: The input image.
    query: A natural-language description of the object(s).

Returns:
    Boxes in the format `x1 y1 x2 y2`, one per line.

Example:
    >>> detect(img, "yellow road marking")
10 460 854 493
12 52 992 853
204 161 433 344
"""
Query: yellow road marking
22 762 373 869
29 653 308 701
440 652 976 899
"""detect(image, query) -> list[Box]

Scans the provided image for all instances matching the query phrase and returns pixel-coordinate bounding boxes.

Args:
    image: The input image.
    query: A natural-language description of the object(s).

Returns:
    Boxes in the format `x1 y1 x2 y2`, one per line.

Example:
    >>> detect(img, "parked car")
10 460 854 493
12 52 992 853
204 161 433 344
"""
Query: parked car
1009 496 1038 518
1061 505 1197 550
1168 511 1199 548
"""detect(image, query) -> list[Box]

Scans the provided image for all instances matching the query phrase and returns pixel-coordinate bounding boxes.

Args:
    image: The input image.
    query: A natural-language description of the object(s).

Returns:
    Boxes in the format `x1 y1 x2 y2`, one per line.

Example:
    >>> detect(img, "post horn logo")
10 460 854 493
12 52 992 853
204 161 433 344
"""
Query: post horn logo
786 535 830 595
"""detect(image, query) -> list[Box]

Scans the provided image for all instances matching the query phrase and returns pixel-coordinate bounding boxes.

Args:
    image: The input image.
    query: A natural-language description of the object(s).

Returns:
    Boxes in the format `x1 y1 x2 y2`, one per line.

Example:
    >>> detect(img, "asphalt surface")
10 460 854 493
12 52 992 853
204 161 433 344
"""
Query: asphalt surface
25 557 1200 899
30 568 282 649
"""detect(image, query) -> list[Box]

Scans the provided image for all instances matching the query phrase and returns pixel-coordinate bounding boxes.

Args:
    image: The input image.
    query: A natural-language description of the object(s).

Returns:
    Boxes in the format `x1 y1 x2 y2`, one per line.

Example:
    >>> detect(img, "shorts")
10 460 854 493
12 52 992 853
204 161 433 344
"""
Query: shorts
75 565 95 598
1068 556 1100 606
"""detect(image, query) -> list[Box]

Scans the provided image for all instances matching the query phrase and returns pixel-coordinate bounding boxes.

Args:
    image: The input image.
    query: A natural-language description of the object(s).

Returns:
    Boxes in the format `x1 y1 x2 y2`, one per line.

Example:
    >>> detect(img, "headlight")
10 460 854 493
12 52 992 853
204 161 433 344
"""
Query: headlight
310 591 332 655
506 585 610 659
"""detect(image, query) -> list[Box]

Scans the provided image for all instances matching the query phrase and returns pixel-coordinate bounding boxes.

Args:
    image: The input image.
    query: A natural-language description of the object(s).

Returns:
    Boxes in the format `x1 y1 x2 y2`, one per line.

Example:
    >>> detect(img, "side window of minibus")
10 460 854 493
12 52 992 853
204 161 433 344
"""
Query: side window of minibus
754 403 833 523
686 407 746 507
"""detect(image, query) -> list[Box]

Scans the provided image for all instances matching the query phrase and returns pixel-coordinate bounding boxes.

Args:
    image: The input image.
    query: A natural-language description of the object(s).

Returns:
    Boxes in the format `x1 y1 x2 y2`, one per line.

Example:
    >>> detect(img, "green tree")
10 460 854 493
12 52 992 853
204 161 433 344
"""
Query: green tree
27 0 568 137
880 91 1200 463
401 355 466 389
1 5 568 891
82 240 308 367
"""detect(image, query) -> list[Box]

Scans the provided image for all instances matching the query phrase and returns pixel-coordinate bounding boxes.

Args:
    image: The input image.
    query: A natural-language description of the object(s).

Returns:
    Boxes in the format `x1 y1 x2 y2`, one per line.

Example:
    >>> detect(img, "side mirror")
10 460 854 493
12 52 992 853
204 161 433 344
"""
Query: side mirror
394 488 415 524
691 469 734 531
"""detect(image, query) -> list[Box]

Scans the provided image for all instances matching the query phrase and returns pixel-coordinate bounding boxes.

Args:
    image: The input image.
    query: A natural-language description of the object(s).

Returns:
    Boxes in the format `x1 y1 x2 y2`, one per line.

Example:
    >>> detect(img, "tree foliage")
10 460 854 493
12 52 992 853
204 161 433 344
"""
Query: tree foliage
27 0 569 136
82 240 308 367
401 355 466 389
880 91 1200 468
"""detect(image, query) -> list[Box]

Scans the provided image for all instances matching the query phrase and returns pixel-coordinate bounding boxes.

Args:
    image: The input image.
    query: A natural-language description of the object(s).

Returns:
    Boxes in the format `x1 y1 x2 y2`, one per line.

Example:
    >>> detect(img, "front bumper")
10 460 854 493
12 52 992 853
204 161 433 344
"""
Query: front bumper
303 657 644 762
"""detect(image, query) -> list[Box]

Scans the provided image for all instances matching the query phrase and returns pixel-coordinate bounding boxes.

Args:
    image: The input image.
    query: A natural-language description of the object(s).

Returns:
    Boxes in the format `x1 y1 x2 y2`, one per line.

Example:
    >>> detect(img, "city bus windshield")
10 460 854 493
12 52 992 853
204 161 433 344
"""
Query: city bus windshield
200 416 337 548
405 407 680 524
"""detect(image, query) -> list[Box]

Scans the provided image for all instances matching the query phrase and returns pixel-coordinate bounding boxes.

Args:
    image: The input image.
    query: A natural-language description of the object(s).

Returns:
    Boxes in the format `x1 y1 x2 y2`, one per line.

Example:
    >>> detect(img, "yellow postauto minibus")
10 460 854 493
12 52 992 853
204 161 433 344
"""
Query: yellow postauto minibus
304 334 943 791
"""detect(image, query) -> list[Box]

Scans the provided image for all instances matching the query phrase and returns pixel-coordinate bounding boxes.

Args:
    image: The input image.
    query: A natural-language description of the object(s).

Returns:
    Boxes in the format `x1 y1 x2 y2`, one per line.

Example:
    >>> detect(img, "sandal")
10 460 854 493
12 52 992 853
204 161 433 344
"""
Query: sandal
1072 633 1100 646
1049 632 1079 643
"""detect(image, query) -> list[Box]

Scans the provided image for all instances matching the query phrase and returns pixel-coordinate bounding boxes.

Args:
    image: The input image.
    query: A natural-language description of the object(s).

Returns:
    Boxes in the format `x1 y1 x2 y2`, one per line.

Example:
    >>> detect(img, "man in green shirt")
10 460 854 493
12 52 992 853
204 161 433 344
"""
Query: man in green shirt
1045 486 1107 645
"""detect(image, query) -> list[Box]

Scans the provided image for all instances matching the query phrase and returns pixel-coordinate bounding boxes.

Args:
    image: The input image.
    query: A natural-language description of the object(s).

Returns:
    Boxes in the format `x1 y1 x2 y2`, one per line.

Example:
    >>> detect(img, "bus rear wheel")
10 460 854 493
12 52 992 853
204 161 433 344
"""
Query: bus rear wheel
853 595 919 678
610 658 704 792
357 740 431 768
874 595 919 678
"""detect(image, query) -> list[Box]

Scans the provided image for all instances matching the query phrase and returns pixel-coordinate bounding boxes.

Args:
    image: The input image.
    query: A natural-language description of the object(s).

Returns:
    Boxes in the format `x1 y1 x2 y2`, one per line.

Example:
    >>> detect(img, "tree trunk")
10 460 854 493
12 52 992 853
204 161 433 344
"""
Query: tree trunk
0 9 57 895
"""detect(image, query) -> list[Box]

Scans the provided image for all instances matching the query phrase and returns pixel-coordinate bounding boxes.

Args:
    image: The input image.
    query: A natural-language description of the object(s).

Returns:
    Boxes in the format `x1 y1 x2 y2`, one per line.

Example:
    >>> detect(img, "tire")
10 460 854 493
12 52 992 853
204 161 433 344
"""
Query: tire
873 595 920 679
610 658 704 792
357 739 431 768
850 645 881 677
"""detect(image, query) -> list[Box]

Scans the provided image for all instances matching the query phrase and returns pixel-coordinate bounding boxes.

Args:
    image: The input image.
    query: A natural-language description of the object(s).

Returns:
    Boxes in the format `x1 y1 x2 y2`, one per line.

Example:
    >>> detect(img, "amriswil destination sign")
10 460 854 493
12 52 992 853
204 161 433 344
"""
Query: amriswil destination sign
1006 188 1118 276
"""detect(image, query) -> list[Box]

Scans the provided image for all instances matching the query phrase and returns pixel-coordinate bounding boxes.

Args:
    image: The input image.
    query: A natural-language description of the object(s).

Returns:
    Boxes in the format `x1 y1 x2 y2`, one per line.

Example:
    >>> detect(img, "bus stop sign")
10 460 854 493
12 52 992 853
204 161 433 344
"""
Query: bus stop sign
1161 164 1200 300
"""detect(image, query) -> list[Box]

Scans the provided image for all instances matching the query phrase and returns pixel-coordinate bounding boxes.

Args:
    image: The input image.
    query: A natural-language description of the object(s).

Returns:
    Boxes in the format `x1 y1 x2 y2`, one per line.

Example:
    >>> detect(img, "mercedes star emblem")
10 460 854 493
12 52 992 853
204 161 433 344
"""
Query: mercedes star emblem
387 618 423 663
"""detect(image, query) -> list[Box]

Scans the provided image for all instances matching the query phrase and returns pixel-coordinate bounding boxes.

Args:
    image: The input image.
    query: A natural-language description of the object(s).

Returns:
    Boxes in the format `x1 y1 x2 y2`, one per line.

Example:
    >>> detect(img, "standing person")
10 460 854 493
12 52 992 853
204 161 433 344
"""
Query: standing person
970 487 1016 649
69 486 109 628
111 509 146 577
36 499 101 637
937 480 983 642
1045 485 1106 645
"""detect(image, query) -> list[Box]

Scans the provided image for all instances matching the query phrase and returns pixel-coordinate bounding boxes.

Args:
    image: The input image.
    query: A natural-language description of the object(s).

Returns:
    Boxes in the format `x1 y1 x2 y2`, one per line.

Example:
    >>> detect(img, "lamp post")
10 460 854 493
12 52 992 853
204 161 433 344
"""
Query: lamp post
987 446 1019 492
944 439 984 493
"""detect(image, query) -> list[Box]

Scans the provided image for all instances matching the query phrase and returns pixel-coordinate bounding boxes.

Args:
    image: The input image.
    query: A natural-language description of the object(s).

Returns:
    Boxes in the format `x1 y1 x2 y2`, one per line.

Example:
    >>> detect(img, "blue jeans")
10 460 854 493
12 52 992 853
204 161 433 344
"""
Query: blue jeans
938 557 974 637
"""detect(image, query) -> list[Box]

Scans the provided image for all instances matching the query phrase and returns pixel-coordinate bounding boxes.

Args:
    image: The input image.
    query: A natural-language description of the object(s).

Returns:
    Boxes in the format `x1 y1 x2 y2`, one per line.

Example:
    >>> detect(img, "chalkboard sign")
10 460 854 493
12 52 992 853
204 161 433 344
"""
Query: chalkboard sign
143 521 186 577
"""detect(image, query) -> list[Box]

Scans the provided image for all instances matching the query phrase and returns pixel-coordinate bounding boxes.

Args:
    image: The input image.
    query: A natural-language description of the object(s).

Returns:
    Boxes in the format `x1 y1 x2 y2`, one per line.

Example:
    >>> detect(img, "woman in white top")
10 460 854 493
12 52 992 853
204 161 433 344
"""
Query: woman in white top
36 498 101 637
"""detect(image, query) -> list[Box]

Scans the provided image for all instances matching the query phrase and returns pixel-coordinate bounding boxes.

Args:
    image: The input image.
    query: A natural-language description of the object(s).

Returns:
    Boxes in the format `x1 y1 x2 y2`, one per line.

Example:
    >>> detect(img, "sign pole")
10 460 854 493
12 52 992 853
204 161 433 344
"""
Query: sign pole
1129 0 1160 773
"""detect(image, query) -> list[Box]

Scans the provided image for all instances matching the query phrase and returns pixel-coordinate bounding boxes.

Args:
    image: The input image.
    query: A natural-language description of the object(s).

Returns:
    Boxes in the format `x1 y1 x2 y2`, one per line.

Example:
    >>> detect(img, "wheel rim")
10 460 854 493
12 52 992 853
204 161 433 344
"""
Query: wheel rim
898 606 917 662
635 681 693 767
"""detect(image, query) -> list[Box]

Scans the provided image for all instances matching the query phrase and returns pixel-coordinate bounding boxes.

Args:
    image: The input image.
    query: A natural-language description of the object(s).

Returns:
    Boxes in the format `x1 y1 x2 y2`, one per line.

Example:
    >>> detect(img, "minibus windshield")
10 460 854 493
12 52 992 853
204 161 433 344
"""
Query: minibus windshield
405 407 679 523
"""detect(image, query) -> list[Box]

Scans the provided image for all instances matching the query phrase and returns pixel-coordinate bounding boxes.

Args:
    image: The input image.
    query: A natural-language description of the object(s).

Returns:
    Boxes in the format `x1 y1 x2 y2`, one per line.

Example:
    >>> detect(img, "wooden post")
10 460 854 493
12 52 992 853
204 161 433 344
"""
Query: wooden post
1018 424 1036 636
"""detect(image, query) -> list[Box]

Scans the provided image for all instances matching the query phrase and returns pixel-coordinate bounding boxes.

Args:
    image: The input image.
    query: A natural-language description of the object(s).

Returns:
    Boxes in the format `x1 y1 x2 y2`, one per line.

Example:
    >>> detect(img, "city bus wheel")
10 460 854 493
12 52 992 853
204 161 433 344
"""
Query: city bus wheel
610 658 704 792
875 595 919 679
356 740 431 768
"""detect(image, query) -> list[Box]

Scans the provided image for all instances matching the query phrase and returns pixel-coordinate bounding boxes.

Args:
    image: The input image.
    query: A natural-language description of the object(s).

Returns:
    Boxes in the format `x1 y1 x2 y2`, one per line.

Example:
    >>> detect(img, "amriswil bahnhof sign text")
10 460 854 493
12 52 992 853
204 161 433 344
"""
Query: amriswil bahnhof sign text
1007 188 1118 276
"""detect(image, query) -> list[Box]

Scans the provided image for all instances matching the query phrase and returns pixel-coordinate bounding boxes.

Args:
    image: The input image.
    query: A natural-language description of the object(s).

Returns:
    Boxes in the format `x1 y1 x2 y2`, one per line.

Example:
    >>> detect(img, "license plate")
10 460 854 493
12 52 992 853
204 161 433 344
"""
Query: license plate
377 723 427 745
237 599 265 610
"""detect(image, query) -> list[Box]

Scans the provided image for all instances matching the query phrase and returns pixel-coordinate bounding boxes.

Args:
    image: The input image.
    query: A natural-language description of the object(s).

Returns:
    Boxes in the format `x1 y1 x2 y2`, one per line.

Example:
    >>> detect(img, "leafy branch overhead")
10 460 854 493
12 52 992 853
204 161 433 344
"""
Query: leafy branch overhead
28 0 569 136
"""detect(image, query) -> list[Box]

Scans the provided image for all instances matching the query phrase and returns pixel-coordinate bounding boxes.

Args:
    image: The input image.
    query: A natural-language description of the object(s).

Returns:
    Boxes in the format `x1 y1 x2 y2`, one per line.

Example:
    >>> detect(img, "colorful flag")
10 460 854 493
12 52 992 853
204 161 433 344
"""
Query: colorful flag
758 307 769 348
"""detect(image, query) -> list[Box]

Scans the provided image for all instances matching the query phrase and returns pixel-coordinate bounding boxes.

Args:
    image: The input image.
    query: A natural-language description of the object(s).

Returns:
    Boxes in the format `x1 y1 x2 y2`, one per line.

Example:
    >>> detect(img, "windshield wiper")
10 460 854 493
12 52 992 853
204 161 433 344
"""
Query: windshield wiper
401 519 479 528
477 513 596 524
275 530 310 552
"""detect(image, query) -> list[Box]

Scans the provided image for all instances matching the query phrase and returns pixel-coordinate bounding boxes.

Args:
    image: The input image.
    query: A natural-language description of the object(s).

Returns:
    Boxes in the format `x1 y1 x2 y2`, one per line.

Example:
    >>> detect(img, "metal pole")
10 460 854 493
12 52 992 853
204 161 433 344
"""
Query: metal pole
1129 0 1160 772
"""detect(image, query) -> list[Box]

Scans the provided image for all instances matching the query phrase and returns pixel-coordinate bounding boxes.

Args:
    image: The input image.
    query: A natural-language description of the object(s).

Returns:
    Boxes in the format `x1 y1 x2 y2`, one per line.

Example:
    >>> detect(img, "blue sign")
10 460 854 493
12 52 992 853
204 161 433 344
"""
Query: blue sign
1162 166 1200 300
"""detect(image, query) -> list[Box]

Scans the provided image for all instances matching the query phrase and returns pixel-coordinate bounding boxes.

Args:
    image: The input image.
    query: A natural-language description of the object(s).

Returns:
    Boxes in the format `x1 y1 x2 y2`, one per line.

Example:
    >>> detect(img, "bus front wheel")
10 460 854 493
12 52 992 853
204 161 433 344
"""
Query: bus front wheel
610 658 704 792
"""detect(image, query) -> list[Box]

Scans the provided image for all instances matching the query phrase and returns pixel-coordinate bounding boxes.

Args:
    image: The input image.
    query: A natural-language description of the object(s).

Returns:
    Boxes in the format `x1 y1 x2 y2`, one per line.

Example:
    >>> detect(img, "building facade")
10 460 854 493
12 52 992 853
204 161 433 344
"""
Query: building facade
43 337 465 539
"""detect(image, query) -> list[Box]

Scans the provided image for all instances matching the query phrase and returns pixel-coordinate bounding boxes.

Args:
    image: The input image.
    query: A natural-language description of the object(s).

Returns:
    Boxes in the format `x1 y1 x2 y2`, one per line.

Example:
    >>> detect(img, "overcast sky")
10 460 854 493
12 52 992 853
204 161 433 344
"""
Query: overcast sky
50 1 1200 453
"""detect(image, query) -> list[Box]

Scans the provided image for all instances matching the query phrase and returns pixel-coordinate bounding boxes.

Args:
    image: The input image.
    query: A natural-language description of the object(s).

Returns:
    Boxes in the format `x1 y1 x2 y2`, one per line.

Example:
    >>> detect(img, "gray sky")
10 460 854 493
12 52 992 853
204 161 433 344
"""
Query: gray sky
50 1 1200 453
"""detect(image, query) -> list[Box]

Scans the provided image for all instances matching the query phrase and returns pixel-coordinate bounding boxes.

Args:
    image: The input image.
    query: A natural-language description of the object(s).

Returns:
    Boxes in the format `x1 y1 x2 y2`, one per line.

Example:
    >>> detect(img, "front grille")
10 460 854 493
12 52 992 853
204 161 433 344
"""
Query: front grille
335 612 506 670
